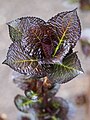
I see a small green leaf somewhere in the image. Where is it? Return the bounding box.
[14,95,30,113]
[14,94,41,113]
[52,116,61,120]
[25,90,38,99]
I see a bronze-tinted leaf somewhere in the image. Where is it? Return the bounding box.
[3,40,83,83]
[8,17,65,59]
[13,76,36,91]
[13,75,54,97]
[3,9,83,85]
[47,8,81,57]
[2,41,45,77]
[42,52,83,84]
[7,9,81,61]
[7,17,45,42]
[20,23,58,59]
[7,17,58,59]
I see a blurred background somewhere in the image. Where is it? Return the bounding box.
[0,0,90,120]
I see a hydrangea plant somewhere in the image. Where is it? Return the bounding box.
[3,8,83,120]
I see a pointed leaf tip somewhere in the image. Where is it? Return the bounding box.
[41,52,83,84]
[2,60,7,65]
[48,8,81,57]
[73,7,78,11]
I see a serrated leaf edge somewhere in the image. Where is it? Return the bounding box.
[52,9,77,57]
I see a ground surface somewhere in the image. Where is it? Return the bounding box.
[0,0,90,120]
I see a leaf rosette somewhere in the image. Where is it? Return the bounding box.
[3,9,83,85]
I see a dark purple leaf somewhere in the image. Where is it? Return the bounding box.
[7,9,81,61]
[7,17,58,59]
[38,97,68,120]
[47,8,81,59]
[3,9,83,84]
[2,41,45,77]
[3,44,83,84]
[41,52,83,84]
[20,23,58,59]
[7,17,45,41]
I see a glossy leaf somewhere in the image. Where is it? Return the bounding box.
[7,17,45,42]
[47,8,81,57]
[7,17,58,59]
[42,52,83,84]
[7,9,81,61]
[2,41,44,77]
[20,23,58,59]
[14,95,30,113]
[14,94,42,113]
[3,40,83,84]
[3,9,83,85]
